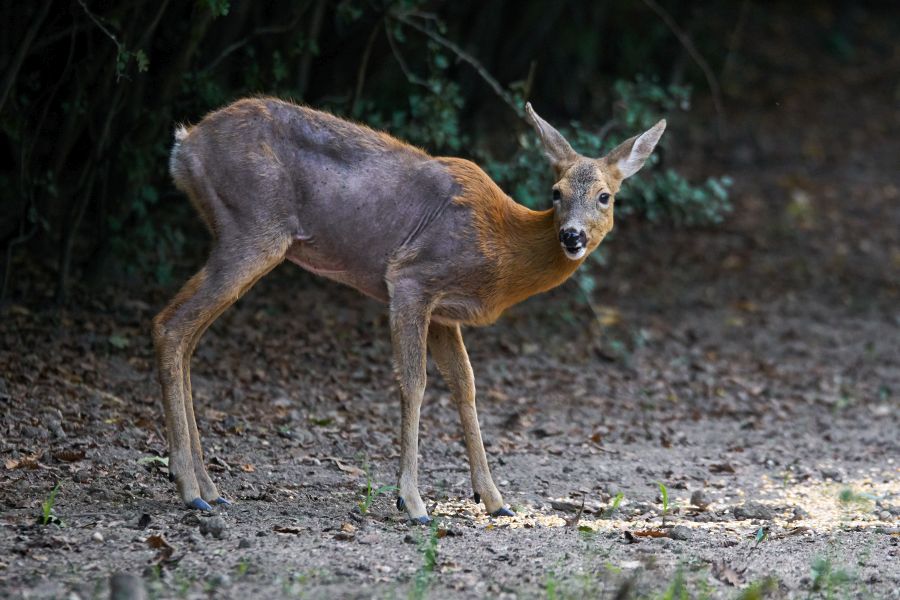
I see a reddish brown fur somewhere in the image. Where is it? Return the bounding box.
[439,157,582,322]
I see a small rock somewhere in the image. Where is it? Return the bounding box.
[668,525,692,541]
[199,516,226,539]
[403,534,416,544]
[733,503,774,521]
[209,573,232,589]
[690,490,709,510]
[238,538,252,549]
[109,572,146,600]
[92,531,104,543]
[790,506,810,521]
[879,511,892,521]
[820,468,843,482]
[73,470,91,483]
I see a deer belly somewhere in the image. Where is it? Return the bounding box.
[285,242,389,303]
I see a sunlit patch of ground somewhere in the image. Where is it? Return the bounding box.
[433,471,899,538]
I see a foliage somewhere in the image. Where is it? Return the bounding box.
[40,482,61,526]
[0,0,737,300]
[411,519,440,600]
[484,76,732,227]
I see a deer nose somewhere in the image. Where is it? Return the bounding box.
[559,228,586,250]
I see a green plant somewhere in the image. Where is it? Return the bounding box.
[358,468,397,515]
[411,519,440,600]
[602,492,625,519]
[40,482,61,526]
[735,577,778,600]
[810,557,854,598]
[657,481,670,523]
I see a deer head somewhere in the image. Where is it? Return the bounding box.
[525,103,666,260]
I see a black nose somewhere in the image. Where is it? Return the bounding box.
[559,228,586,249]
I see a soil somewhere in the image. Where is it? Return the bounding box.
[2,17,899,600]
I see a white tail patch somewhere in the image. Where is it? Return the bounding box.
[174,125,189,142]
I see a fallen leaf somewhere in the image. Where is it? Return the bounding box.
[5,450,43,470]
[709,463,736,474]
[240,463,255,473]
[146,534,174,564]
[273,526,303,535]
[53,449,85,463]
[340,522,356,533]
[630,529,668,538]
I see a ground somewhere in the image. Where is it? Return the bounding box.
[2,34,899,600]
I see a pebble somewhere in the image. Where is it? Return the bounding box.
[238,538,252,549]
[820,468,843,482]
[690,490,709,509]
[199,516,227,539]
[92,531,104,543]
[790,506,810,521]
[668,525,692,541]
[733,502,774,521]
[878,511,892,521]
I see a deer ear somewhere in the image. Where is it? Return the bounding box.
[606,119,667,179]
[525,102,577,172]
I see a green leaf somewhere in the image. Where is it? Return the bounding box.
[108,334,130,349]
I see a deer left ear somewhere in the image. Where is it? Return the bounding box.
[606,119,667,180]
[525,102,577,173]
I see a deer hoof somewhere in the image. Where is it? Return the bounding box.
[396,497,406,512]
[413,515,432,526]
[188,497,213,511]
[473,492,481,504]
[491,507,515,517]
[212,496,231,506]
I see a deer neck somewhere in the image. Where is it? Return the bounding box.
[491,203,583,309]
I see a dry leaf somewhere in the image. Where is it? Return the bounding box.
[273,526,303,535]
[630,529,668,538]
[5,450,43,470]
[146,534,174,563]
[53,449,85,463]
[240,463,255,473]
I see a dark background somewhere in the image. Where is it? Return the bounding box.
[3,0,896,306]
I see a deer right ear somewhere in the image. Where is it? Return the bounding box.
[525,103,577,173]
[606,119,667,180]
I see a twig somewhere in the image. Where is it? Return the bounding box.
[642,0,726,137]
[351,22,382,116]
[77,0,123,53]
[392,12,523,117]
[0,0,52,115]
[200,8,309,74]
[384,21,429,89]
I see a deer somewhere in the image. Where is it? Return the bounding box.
[153,96,665,523]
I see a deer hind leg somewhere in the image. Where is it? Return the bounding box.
[389,288,432,524]
[428,322,512,517]
[153,235,289,509]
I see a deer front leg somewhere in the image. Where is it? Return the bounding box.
[389,289,432,524]
[428,322,513,517]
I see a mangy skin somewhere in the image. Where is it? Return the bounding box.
[159,96,663,520]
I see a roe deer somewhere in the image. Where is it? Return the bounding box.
[154,97,665,523]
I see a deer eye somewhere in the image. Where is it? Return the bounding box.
[598,192,611,206]
[552,189,561,201]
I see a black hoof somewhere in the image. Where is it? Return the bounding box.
[188,497,213,511]
[491,507,515,517]
[413,515,432,525]
[473,492,481,504]
[396,497,406,512]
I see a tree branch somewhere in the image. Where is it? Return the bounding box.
[392,12,523,117]
[642,0,726,137]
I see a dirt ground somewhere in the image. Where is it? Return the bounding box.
[2,24,900,600]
